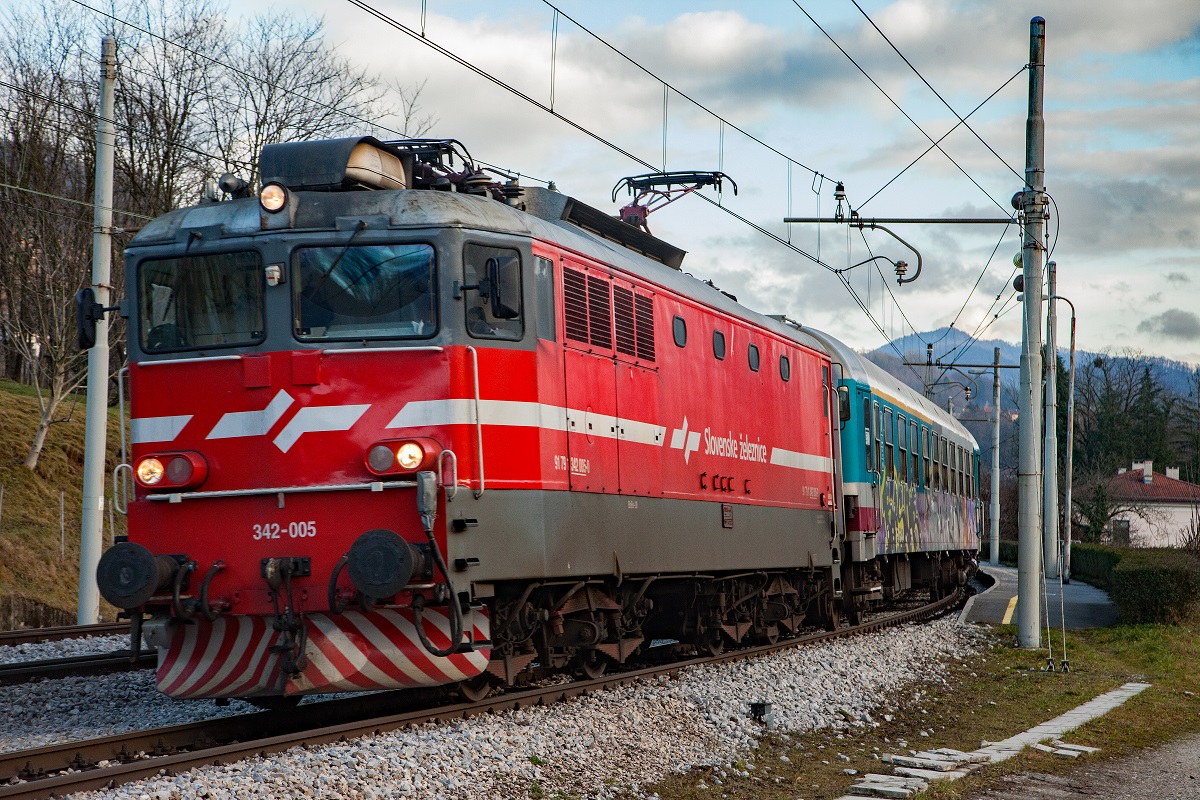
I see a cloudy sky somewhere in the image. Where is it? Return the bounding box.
[258,0,1199,364]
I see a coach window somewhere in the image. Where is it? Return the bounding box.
[534,256,555,342]
[883,408,894,480]
[910,420,920,486]
[897,414,908,484]
[959,446,967,495]
[781,355,791,382]
[293,243,435,342]
[713,330,726,360]
[864,397,874,473]
[463,244,522,341]
[673,315,687,347]
[874,402,884,475]
[941,438,950,491]
[748,343,760,371]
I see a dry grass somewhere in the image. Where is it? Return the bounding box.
[0,378,126,618]
[625,618,1200,800]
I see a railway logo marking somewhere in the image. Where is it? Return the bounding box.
[669,417,702,464]
[273,404,371,453]
[207,390,294,440]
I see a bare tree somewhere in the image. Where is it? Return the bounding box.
[206,11,389,186]
[390,77,438,137]
[0,0,96,470]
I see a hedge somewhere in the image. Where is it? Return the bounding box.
[1067,543,1125,590]
[1110,549,1200,624]
[987,543,1200,624]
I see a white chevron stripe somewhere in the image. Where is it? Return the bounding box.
[189,617,257,697]
[207,390,293,440]
[131,414,192,444]
[273,404,370,453]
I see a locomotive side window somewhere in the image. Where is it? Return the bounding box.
[463,244,523,341]
[673,315,687,347]
[535,256,555,342]
[713,330,726,360]
[293,243,436,341]
[781,355,791,381]
[748,343,760,371]
[139,250,264,352]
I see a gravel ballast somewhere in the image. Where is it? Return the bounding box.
[19,617,987,800]
[0,634,131,665]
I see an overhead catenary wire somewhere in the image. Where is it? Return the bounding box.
[537,0,833,184]
[65,0,547,186]
[0,181,153,221]
[857,66,1028,211]
[789,0,1011,217]
[850,0,1024,184]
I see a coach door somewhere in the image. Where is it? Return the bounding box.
[612,279,661,495]
[561,258,619,493]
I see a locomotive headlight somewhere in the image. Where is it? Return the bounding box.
[396,442,424,470]
[259,182,288,213]
[368,444,395,473]
[136,457,165,486]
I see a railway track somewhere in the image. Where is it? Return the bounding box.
[0,651,155,687]
[0,589,963,799]
[0,624,128,648]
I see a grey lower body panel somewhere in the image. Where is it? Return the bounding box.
[445,489,836,585]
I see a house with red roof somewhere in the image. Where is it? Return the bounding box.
[1099,460,1200,547]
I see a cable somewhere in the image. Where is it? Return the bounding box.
[538,1,833,183]
[67,0,545,186]
[858,67,1027,210]
[850,0,1023,183]
[0,181,153,220]
[789,1,1010,216]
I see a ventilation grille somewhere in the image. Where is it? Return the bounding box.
[587,275,612,349]
[613,286,636,356]
[634,294,655,361]
[563,268,589,343]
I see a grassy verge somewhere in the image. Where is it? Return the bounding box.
[0,379,126,618]
[627,618,1200,800]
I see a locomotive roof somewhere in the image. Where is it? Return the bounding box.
[128,184,829,357]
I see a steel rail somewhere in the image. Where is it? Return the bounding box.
[0,589,963,799]
[0,651,155,687]
[0,623,128,647]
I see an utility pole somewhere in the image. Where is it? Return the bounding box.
[1043,261,1059,578]
[1016,17,1047,649]
[925,343,934,399]
[79,36,116,624]
[991,347,1001,566]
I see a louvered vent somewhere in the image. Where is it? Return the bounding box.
[587,275,612,349]
[563,268,589,343]
[613,286,636,356]
[634,294,655,361]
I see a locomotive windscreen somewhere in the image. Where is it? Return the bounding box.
[293,243,436,340]
[138,251,264,352]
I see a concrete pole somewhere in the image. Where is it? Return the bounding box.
[990,346,1001,566]
[1016,17,1046,649]
[1043,261,1059,577]
[79,36,116,624]
[1062,308,1077,582]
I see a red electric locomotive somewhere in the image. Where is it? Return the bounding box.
[94,137,967,703]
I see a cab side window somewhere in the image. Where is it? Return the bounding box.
[464,244,523,340]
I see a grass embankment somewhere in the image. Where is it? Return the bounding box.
[0,378,126,618]
[632,620,1200,800]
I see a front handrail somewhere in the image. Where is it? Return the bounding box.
[146,480,416,503]
[466,346,484,498]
